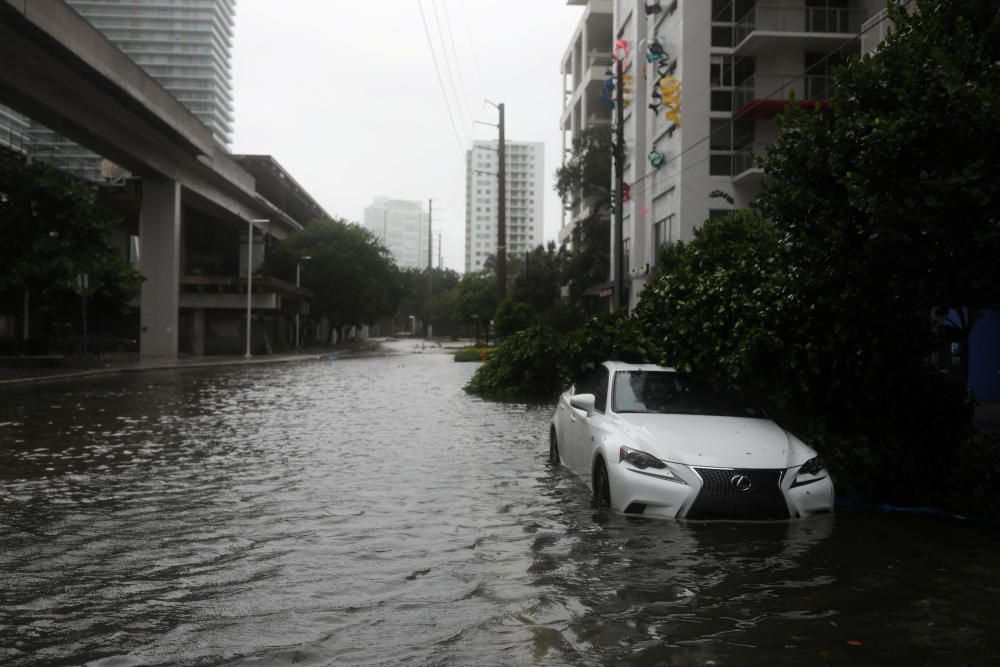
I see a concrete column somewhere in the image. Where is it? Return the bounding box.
[139,178,181,358]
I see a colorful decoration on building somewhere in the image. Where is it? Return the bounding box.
[658,76,682,127]
[646,38,666,63]
[648,149,665,169]
[612,39,630,63]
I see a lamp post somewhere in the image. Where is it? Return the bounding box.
[246,218,269,358]
[295,255,311,349]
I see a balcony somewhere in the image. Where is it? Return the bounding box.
[733,73,833,119]
[731,144,767,186]
[734,6,866,55]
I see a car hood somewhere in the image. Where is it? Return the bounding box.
[613,413,810,470]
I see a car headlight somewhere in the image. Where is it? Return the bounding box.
[619,446,688,484]
[799,456,826,475]
[619,445,666,469]
[791,456,828,488]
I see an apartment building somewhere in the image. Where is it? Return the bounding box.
[465,140,545,273]
[363,198,429,270]
[612,0,880,309]
[559,0,614,247]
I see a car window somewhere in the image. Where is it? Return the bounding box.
[573,366,609,414]
[612,370,765,418]
[592,366,609,413]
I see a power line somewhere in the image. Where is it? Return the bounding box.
[430,0,472,140]
[437,0,476,130]
[417,0,466,156]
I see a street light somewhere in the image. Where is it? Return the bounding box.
[295,255,311,349]
[246,218,269,358]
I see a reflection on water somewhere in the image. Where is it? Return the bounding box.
[1,340,998,666]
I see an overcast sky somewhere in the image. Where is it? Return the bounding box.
[231,0,585,273]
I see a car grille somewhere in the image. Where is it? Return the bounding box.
[686,468,790,520]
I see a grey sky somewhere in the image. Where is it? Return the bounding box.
[232,1,585,272]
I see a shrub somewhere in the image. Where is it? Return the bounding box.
[493,298,537,339]
[464,326,560,400]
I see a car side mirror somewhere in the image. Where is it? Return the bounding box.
[570,393,597,416]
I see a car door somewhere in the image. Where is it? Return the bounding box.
[564,366,610,479]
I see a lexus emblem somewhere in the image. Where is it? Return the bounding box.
[730,474,753,492]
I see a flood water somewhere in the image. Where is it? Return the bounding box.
[1,339,999,666]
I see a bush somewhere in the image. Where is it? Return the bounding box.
[948,433,1000,521]
[453,347,489,363]
[464,326,560,400]
[464,313,659,401]
[493,298,537,339]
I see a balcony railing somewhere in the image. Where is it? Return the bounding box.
[734,73,833,111]
[735,6,867,44]
[732,144,768,178]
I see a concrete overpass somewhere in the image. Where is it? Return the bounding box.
[0,0,322,357]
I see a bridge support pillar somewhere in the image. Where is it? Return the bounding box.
[139,178,181,358]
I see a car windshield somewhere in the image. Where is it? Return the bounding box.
[612,370,765,418]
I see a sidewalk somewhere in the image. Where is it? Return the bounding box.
[0,340,384,385]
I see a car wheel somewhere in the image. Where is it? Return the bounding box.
[593,459,611,508]
[549,428,560,465]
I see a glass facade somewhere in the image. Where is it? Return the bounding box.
[11,0,236,179]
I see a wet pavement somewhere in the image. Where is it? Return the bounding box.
[1,339,999,665]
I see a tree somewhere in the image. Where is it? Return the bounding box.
[759,0,1000,385]
[0,158,143,351]
[393,266,461,335]
[635,210,785,402]
[262,218,399,343]
[554,126,614,309]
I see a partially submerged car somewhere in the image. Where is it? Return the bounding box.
[549,362,834,520]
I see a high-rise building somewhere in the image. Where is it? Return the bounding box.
[363,198,429,270]
[611,0,878,309]
[0,107,31,156]
[22,0,236,179]
[559,0,613,247]
[465,140,544,273]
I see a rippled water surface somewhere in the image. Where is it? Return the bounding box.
[2,340,1000,666]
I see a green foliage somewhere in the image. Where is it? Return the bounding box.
[636,210,784,403]
[555,127,613,211]
[464,326,561,400]
[465,312,658,401]
[0,158,143,345]
[948,433,1000,520]
[263,218,398,339]
[493,297,537,338]
[554,127,613,312]
[511,242,565,315]
[559,312,659,385]
[453,347,489,363]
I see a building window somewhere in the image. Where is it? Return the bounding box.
[653,214,675,249]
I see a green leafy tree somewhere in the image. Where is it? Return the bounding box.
[493,297,537,338]
[263,218,399,343]
[0,158,142,350]
[393,266,461,335]
[555,127,613,308]
[635,210,784,402]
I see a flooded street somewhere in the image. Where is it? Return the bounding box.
[2,340,999,666]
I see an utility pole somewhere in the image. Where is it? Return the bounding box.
[613,57,626,312]
[438,233,442,269]
[427,199,433,338]
[497,102,507,301]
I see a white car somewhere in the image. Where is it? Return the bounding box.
[549,362,834,520]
